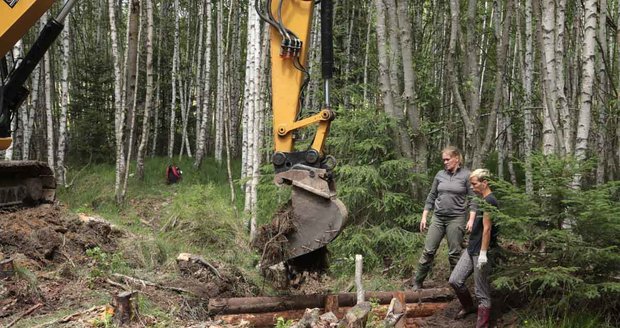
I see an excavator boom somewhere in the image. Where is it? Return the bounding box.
[257,0,348,267]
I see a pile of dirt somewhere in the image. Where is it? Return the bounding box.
[0,204,121,323]
[0,204,118,267]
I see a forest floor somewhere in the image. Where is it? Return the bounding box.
[0,202,522,328]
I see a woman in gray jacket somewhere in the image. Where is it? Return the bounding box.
[412,146,476,289]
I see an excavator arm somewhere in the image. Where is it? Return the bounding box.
[0,0,77,207]
[258,0,348,267]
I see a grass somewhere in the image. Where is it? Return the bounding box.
[520,312,616,328]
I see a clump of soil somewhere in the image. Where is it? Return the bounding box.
[0,204,120,322]
[251,201,297,267]
[0,204,117,267]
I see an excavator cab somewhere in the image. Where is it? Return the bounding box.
[255,0,348,268]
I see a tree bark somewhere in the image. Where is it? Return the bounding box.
[522,0,534,194]
[137,0,154,180]
[57,7,71,187]
[194,0,214,168]
[573,0,597,188]
[109,0,126,203]
[168,0,180,158]
[209,288,453,314]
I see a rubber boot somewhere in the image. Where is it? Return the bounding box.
[412,262,431,290]
[453,289,476,319]
[476,307,490,328]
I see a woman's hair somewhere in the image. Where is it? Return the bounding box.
[442,146,464,165]
[470,168,491,181]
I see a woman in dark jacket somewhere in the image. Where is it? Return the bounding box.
[412,146,476,289]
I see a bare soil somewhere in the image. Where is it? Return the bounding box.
[0,203,516,327]
[0,204,256,327]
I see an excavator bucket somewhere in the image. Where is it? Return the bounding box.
[0,161,56,207]
[256,166,348,267]
[286,186,348,260]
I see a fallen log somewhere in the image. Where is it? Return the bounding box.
[215,302,448,327]
[209,288,453,314]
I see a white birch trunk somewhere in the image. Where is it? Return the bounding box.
[574,0,597,187]
[595,0,608,184]
[4,41,24,160]
[522,0,534,194]
[43,12,55,174]
[214,0,224,163]
[137,0,154,180]
[109,0,126,203]
[242,1,262,240]
[151,1,165,157]
[194,1,206,153]
[539,0,564,154]
[122,1,143,200]
[194,0,213,168]
[555,0,571,154]
[168,0,180,158]
[57,5,71,187]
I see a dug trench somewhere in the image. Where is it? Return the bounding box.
[0,204,516,327]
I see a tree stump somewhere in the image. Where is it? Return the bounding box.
[0,259,14,278]
[340,302,371,328]
[291,308,320,328]
[384,297,405,328]
[111,291,138,325]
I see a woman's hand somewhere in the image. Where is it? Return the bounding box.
[466,218,475,232]
[420,217,427,232]
[477,250,488,269]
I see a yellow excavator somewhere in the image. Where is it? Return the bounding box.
[0,0,77,207]
[256,0,348,267]
[2,0,347,265]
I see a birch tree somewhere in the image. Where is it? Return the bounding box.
[522,0,534,194]
[57,3,71,187]
[574,0,597,188]
[595,0,608,184]
[109,0,126,203]
[43,12,55,174]
[168,0,180,158]
[194,0,214,168]
[214,0,225,163]
[136,0,154,180]
[4,40,24,160]
[241,1,262,241]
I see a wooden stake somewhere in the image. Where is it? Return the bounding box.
[355,254,363,303]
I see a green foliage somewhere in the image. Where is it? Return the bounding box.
[490,154,620,321]
[69,43,115,164]
[329,107,424,228]
[86,246,130,278]
[521,312,616,328]
[274,316,294,328]
[329,225,423,277]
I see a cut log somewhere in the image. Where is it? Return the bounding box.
[209,288,453,314]
[215,302,448,327]
[325,294,339,314]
